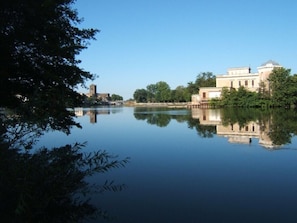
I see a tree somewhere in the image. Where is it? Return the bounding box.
[186,72,216,95]
[133,89,148,103]
[287,74,297,107]
[268,68,292,107]
[146,84,157,102]
[171,85,190,102]
[187,81,199,95]
[0,0,98,111]
[155,81,171,102]
[195,72,216,88]
[111,94,123,101]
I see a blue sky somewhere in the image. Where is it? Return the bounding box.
[74,0,297,100]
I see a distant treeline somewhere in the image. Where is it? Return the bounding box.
[134,68,297,108]
[133,72,216,103]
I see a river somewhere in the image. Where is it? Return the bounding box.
[33,106,297,222]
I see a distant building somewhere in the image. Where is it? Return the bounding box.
[191,60,282,107]
[90,84,97,96]
[85,84,111,102]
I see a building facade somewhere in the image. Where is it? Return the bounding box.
[191,60,282,107]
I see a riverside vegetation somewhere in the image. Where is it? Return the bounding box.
[133,68,297,109]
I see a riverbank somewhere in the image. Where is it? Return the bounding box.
[124,101,188,108]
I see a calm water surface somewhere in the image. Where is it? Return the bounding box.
[36,107,297,223]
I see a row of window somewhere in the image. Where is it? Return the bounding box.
[231,124,256,132]
[231,80,255,88]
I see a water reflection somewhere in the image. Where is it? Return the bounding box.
[133,107,297,149]
[73,107,123,123]
[13,106,297,223]
[134,107,190,128]
[0,108,129,222]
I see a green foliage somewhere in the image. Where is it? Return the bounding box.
[185,72,216,96]
[195,72,216,88]
[288,74,297,107]
[269,67,293,107]
[187,81,199,95]
[212,86,270,108]
[146,84,157,102]
[155,81,171,102]
[132,71,215,103]
[133,88,148,103]
[171,85,191,102]
[133,82,191,103]
[132,67,297,109]
[111,94,123,101]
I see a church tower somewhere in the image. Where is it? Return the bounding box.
[89,84,97,97]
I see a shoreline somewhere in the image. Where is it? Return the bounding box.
[124,102,189,108]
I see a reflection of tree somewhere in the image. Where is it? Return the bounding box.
[133,113,148,121]
[133,107,297,145]
[134,108,170,127]
[220,108,260,128]
[146,114,171,127]
[220,108,297,146]
[133,108,189,128]
[268,109,297,145]
[133,108,216,137]
[134,112,171,127]
[0,113,129,222]
[187,117,216,138]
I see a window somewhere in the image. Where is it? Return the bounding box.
[231,81,233,88]
[239,81,241,86]
[245,80,248,86]
[252,80,254,87]
[203,92,206,98]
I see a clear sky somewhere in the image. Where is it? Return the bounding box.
[74,0,297,100]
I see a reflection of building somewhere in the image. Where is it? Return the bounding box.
[190,60,282,107]
[192,109,279,149]
[217,122,259,144]
[89,110,97,123]
[74,108,110,123]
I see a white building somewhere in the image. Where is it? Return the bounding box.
[191,60,282,107]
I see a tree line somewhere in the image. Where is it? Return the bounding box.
[133,68,297,108]
[133,72,216,103]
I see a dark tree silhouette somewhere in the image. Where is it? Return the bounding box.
[0,0,98,111]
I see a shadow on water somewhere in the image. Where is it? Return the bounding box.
[0,107,129,222]
[133,107,297,148]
